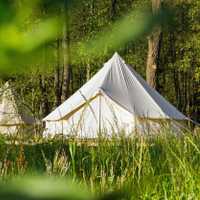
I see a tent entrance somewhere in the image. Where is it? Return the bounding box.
[44,91,135,138]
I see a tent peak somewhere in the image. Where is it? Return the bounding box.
[113,52,119,57]
[112,52,121,59]
[112,52,125,63]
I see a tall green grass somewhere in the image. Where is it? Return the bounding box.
[0,128,200,199]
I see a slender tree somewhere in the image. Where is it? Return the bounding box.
[39,74,50,117]
[146,0,162,88]
[61,0,71,101]
[54,39,62,107]
[39,6,50,117]
[110,0,117,20]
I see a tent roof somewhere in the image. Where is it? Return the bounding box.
[44,53,187,121]
[0,82,35,125]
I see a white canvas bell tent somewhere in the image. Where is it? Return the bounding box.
[0,82,35,134]
[43,53,188,138]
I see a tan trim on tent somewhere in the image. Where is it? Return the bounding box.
[0,123,31,126]
[0,124,23,126]
[59,92,101,121]
[137,117,187,122]
[47,90,188,123]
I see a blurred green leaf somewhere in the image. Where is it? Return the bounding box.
[71,7,172,62]
[0,176,91,200]
[0,0,15,25]
[0,1,172,76]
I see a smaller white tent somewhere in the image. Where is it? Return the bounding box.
[43,53,188,138]
[0,82,35,134]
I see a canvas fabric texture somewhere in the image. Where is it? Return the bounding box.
[0,82,35,134]
[43,53,187,137]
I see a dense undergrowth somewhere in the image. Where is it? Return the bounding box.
[0,128,200,199]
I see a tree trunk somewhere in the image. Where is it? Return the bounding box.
[169,31,182,109]
[192,80,200,123]
[39,75,49,117]
[54,39,62,107]
[38,5,50,117]
[86,62,91,81]
[110,0,117,20]
[61,0,71,102]
[146,0,162,89]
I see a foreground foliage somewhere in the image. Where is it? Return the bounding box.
[0,129,199,199]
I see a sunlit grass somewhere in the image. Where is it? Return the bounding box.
[0,128,199,199]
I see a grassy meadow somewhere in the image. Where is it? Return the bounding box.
[0,128,199,199]
[0,1,199,199]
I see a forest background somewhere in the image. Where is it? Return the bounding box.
[0,0,199,124]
